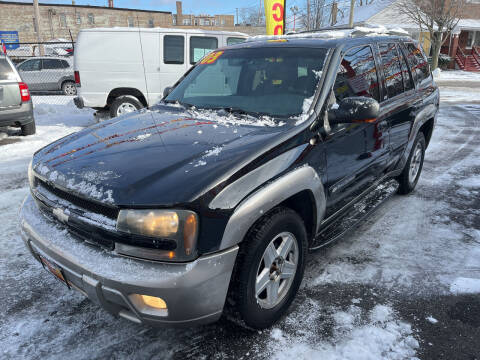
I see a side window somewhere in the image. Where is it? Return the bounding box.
[398,44,414,91]
[379,43,404,99]
[0,58,16,81]
[164,35,185,64]
[61,60,70,68]
[333,45,380,102]
[190,36,218,64]
[18,59,41,71]
[42,59,63,70]
[227,37,245,46]
[404,42,430,84]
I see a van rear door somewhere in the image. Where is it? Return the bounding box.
[0,57,21,109]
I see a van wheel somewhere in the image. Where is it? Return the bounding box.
[62,81,77,96]
[397,132,425,194]
[21,121,36,136]
[110,96,143,117]
[228,207,307,329]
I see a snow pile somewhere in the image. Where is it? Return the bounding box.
[267,301,419,359]
[450,277,480,294]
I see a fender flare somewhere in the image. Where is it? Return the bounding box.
[218,166,326,250]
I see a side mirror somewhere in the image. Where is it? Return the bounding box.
[328,97,379,125]
[163,86,173,98]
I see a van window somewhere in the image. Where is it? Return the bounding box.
[164,35,185,64]
[379,43,404,99]
[0,58,16,81]
[190,36,218,64]
[333,45,380,101]
[404,42,430,84]
[227,37,246,46]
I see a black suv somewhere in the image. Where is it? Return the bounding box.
[20,30,438,329]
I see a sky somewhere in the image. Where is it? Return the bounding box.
[3,0,265,15]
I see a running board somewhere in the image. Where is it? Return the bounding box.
[309,179,399,250]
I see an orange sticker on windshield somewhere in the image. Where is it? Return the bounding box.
[199,51,224,65]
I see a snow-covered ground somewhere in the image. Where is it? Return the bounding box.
[0,95,479,359]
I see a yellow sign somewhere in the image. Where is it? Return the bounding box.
[264,0,286,36]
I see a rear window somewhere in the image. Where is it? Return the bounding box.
[190,36,218,64]
[404,43,430,84]
[164,35,185,64]
[0,58,16,81]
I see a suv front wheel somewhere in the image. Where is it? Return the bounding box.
[228,207,307,329]
[397,132,426,194]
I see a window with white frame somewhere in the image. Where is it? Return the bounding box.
[128,16,134,27]
[60,14,67,28]
[88,13,94,24]
[76,13,81,25]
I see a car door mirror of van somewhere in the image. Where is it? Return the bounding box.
[328,97,379,125]
[163,86,174,98]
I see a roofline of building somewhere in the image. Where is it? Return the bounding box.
[0,0,172,14]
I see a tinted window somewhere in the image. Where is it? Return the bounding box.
[398,45,414,91]
[164,35,184,64]
[0,58,16,81]
[61,60,70,68]
[227,37,245,46]
[18,59,41,71]
[333,45,379,101]
[190,36,218,64]
[379,43,404,99]
[42,59,63,69]
[166,47,328,118]
[404,43,430,83]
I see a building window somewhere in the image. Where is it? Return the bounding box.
[88,13,94,25]
[60,14,67,28]
[76,13,82,25]
[221,19,225,25]
[148,18,154,28]
[32,18,37,32]
[172,15,177,25]
[205,19,210,26]
[199,19,204,26]
[128,17,134,27]
[183,18,191,25]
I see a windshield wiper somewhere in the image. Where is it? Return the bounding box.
[162,99,194,108]
[203,106,271,117]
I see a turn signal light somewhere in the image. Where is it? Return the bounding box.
[140,295,167,310]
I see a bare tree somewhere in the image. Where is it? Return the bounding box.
[239,6,265,27]
[301,0,328,30]
[395,0,466,70]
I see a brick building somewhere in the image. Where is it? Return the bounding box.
[173,1,234,28]
[0,1,172,42]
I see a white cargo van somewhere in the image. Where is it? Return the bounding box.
[73,27,247,116]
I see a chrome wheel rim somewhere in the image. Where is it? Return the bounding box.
[409,142,423,183]
[64,83,76,95]
[116,102,137,116]
[255,231,298,309]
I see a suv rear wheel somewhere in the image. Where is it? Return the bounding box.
[61,81,77,96]
[397,132,425,194]
[21,121,36,136]
[228,207,307,329]
[110,96,143,117]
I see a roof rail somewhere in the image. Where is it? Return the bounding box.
[290,25,354,35]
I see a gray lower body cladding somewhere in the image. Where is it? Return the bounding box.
[0,101,34,127]
[20,195,238,327]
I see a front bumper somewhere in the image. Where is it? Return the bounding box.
[20,195,238,327]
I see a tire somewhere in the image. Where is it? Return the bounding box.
[61,81,77,96]
[109,96,143,118]
[397,132,426,194]
[21,121,36,136]
[228,207,308,329]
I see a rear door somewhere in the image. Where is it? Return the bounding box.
[41,58,65,91]
[160,33,188,91]
[188,35,219,65]
[0,57,21,109]
[17,59,42,91]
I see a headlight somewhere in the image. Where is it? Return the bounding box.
[116,209,198,261]
[28,160,35,189]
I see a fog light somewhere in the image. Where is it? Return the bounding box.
[140,295,167,310]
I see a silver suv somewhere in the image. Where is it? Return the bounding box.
[17,57,76,96]
[0,54,35,135]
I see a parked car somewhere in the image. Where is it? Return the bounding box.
[20,30,438,329]
[17,56,76,95]
[0,53,35,135]
[73,27,247,117]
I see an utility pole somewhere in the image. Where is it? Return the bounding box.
[331,2,338,26]
[33,0,44,55]
[236,8,239,25]
[348,0,355,27]
[307,0,311,31]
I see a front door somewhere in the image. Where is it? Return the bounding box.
[17,58,42,91]
[324,44,389,214]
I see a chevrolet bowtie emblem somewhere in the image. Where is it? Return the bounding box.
[52,207,69,223]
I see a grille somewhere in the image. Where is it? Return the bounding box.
[36,177,119,219]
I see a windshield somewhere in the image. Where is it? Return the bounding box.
[165,47,328,118]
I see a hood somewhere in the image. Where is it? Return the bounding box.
[33,107,289,206]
